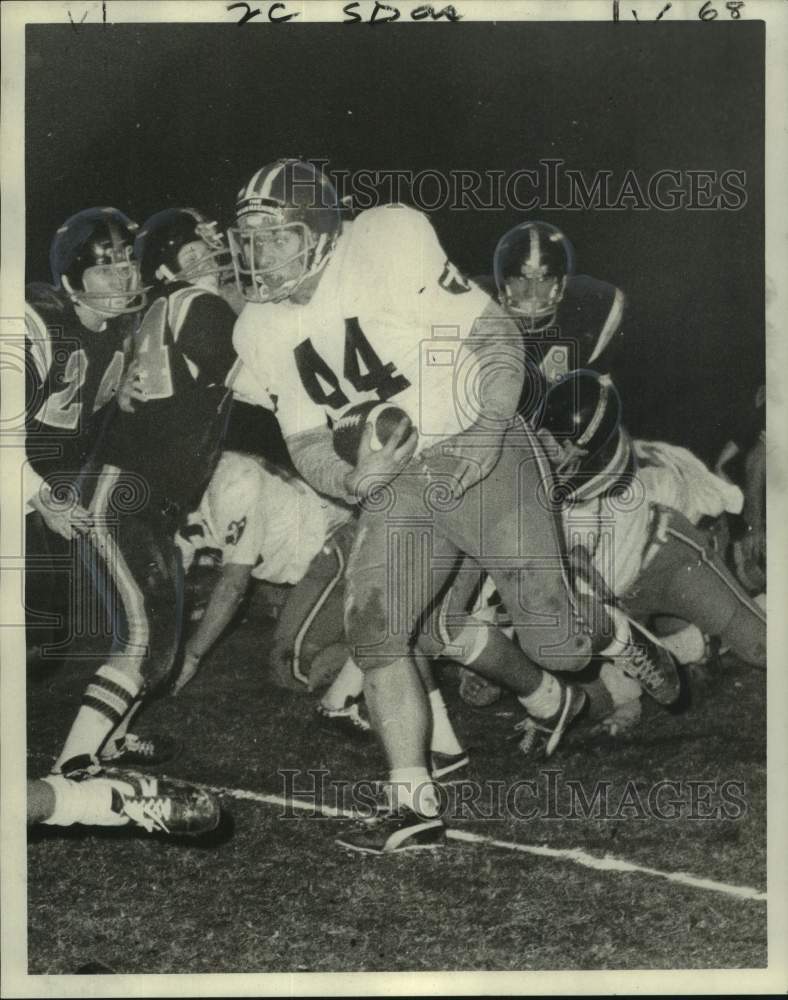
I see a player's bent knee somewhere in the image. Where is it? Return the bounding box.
[344,595,406,672]
[723,606,767,669]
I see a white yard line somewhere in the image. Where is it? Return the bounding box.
[196,780,768,904]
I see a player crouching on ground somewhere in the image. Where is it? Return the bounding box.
[526,371,765,738]
[228,159,680,854]
[171,449,352,694]
[417,372,765,751]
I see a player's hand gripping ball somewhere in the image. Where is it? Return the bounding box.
[332,401,412,465]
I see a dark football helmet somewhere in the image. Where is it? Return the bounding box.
[50,207,145,316]
[134,208,233,288]
[228,159,343,303]
[538,369,636,503]
[494,221,575,329]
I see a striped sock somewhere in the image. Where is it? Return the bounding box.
[53,665,140,773]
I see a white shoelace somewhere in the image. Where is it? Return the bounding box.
[122,796,172,834]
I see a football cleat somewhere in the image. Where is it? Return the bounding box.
[335,807,445,855]
[99,732,179,767]
[458,667,501,708]
[315,697,373,740]
[514,684,587,759]
[617,622,680,706]
[430,750,470,781]
[56,753,103,780]
[101,768,222,836]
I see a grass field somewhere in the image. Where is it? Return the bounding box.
[26,583,767,974]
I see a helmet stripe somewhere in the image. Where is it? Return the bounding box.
[259,160,287,200]
[577,376,610,448]
[527,225,541,270]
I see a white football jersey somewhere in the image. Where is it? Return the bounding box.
[186,452,351,585]
[233,205,499,450]
[562,440,744,597]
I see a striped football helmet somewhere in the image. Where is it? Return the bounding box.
[228,159,342,303]
[494,221,575,329]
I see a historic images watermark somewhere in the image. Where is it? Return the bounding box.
[313,160,748,213]
[278,768,749,822]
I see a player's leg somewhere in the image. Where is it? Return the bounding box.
[624,507,766,668]
[337,488,456,852]
[439,420,595,672]
[417,563,586,759]
[440,423,679,703]
[25,510,73,663]
[410,648,468,776]
[28,773,220,835]
[270,532,349,690]
[53,505,181,772]
[99,510,184,761]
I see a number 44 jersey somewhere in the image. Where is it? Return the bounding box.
[25,282,135,484]
[233,205,497,451]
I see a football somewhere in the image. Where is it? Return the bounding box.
[332,401,412,465]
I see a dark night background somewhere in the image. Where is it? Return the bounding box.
[25,21,764,464]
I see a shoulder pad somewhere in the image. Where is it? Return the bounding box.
[563,274,617,315]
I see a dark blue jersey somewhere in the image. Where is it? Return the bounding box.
[99,283,239,513]
[25,282,133,483]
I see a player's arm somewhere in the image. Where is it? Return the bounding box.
[287,426,356,500]
[24,303,92,538]
[173,560,253,694]
[288,420,418,503]
[422,298,526,497]
[174,292,239,386]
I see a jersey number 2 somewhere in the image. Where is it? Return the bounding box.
[294,319,411,410]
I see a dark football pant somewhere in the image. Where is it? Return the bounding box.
[620,506,766,668]
[344,421,591,672]
[25,510,77,661]
[79,482,184,709]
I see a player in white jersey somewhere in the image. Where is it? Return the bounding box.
[229,160,678,853]
[171,450,352,693]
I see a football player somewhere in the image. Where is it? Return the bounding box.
[25,208,145,659]
[489,220,626,396]
[50,208,266,776]
[539,371,765,669]
[424,370,765,749]
[229,160,678,853]
[171,449,352,694]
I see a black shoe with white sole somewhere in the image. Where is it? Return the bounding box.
[335,807,445,855]
[618,621,680,706]
[430,750,469,781]
[514,684,587,759]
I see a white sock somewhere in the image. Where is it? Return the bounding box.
[41,774,128,828]
[321,658,364,710]
[519,672,561,720]
[599,661,642,707]
[54,665,140,772]
[428,689,464,755]
[658,624,707,666]
[388,767,440,817]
